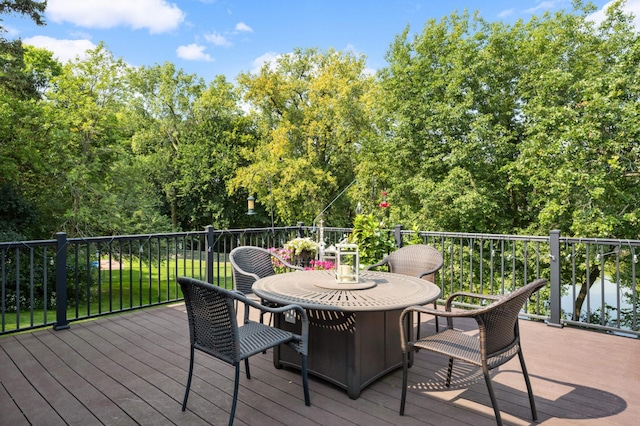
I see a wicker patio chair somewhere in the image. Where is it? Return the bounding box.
[398,278,548,426]
[366,244,444,335]
[229,246,304,324]
[178,276,310,426]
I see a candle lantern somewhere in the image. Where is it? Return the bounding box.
[335,243,359,283]
[322,244,337,265]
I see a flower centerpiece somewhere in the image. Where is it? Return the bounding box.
[305,259,335,270]
[268,247,294,273]
[284,237,319,267]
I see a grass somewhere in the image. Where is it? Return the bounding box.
[2,258,234,333]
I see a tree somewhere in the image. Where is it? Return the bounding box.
[43,43,172,237]
[0,47,60,239]
[173,75,255,230]
[0,0,47,99]
[373,0,639,319]
[232,48,376,227]
[127,62,207,230]
[368,10,527,233]
[0,0,46,25]
[513,1,640,317]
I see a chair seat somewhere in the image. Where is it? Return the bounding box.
[414,329,520,369]
[239,321,297,358]
[399,278,547,425]
[178,276,310,425]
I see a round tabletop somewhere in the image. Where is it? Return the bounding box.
[252,269,440,312]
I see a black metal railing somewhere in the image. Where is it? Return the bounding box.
[1,224,638,337]
[0,225,301,334]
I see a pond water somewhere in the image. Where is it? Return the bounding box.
[561,277,636,335]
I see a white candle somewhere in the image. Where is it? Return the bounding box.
[339,265,354,282]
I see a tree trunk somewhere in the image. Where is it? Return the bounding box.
[573,265,601,320]
[169,186,178,229]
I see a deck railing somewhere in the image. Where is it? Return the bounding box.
[1,225,638,337]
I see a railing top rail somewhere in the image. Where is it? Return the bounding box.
[66,230,207,244]
[414,230,549,243]
[0,239,57,249]
[560,236,640,247]
[213,225,302,234]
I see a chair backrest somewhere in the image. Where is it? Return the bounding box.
[229,246,277,295]
[386,245,444,281]
[178,276,240,364]
[477,278,547,357]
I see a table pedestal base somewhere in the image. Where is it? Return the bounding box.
[274,308,411,399]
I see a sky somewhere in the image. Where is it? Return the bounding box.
[3,0,639,83]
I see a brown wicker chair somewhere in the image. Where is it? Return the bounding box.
[178,276,310,426]
[366,244,444,335]
[399,278,547,425]
[229,246,303,324]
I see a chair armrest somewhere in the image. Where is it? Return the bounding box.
[282,262,305,271]
[399,304,479,350]
[402,304,479,319]
[364,258,389,270]
[232,268,261,283]
[270,252,305,271]
[444,291,502,310]
[417,264,444,278]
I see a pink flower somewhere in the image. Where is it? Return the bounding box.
[305,259,335,270]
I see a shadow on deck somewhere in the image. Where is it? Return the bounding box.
[1,303,638,425]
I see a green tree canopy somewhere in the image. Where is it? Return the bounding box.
[0,0,47,99]
[365,0,640,241]
[232,48,376,227]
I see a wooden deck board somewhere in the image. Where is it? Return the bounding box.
[1,303,638,426]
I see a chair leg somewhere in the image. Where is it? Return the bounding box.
[182,346,195,411]
[416,312,421,341]
[229,363,241,426]
[482,366,503,426]
[445,357,454,387]
[399,352,410,415]
[518,349,538,421]
[434,301,439,332]
[244,358,251,379]
[301,354,311,406]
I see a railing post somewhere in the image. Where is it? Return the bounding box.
[548,229,563,328]
[297,222,305,238]
[394,224,404,248]
[53,232,70,331]
[206,226,215,284]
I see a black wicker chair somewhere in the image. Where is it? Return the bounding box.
[230,246,304,325]
[366,244,444,335]
[399,278,547,425]
[178,276,310,426]
[229,246,303,294]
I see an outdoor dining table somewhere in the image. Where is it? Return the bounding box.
[252,269,440,399]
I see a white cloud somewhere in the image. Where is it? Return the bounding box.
[363,67,377,77]
[523,1,563,14]
[23,35,97,63]
[235,22,253,32]
[4,25,19,37]
[589,0,640,30]
[251,51,280,73]
[204,31,232,47]
[176,44,213,62]
[46,0,185,34]
[497,8,516,19]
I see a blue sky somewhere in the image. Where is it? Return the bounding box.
[3,0,638,83]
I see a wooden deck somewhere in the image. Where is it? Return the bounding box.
[1,303,638,426]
